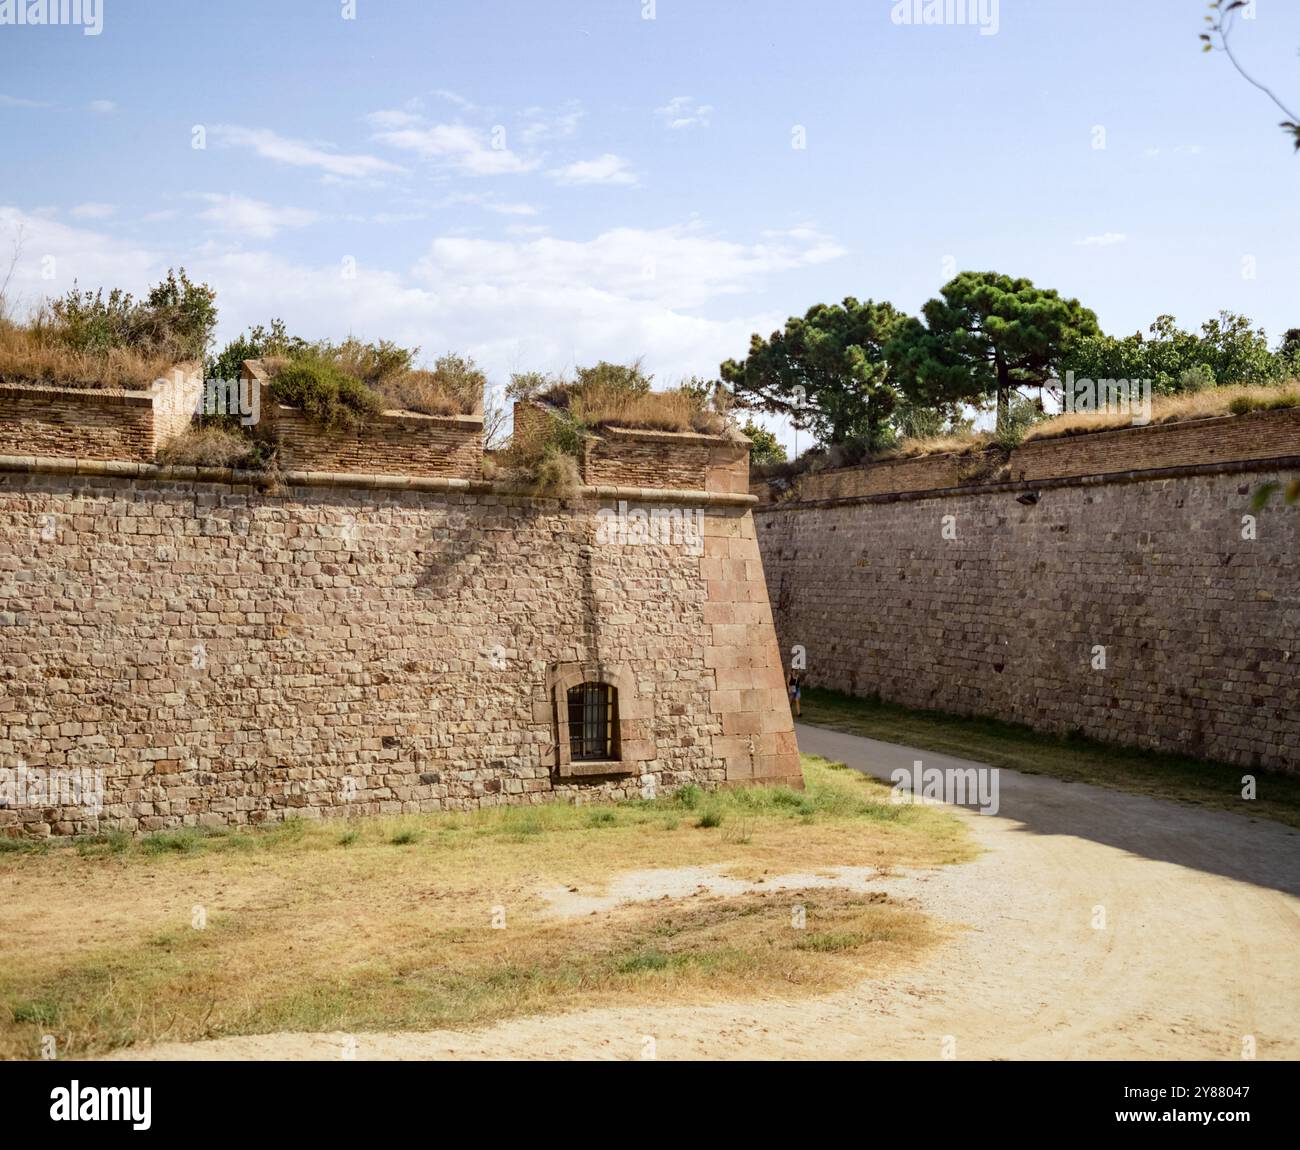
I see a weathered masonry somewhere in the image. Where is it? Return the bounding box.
[755,410,1300,774]
[0,378,799,838]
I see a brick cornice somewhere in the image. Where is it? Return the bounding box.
[0,453,759,507]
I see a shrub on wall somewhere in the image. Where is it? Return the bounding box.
[212,321,485,420]
[379,353,485,417]
[0,268,217,389]
[267,358,385,430]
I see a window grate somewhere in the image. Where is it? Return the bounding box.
[567,682,616,761]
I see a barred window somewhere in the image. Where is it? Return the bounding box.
[566,682,618,762]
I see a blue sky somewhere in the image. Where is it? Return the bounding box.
[1,0,1297,447]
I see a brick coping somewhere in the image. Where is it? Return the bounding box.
[756,407,1300,493]
[0,453,758,507]
[0,366,200,404]
[753,453,1300,512]
[1015,406,1294,447]
[268,402,485,430]
[596,424,746,446]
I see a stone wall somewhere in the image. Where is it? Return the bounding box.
[262,404,484,479]
[756,454,1300,774]
[511,402,751,495]
[753,408,1300,506]
[0,368,203,464]
[0,460,798,837]
[1010,408,1300,482]
[768,453,964,503]
[582,426,750,494]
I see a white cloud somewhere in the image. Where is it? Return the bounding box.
[548,153,638,187]
[88,99,116,114]
[70,202,116,220]
[518,102,583,146]
[367,108,425,130]
[655,96,712,130]
[371,210,428,225]
[1074,232,1128,247]
[196,194,321,239]
[483,201,538,216]
[196,222,843,390]
[431,89,478,113]
[411,222,844,311]
[0,206,158,308]
[0,93,52,109]
[211,124,402,179]
[370,116,538,175]
[0,203,844,405]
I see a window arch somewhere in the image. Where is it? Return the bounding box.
[546,663,649,777]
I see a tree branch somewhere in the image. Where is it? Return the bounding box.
[1210,6,1300,129]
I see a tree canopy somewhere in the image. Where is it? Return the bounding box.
[720,297,905,449]
[887,271,1100,430]
[739,419,787,466]
[1065,312,1282,393]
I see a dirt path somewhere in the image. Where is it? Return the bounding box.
[111,724,1300,1061]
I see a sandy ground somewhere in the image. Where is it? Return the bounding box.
[110,724,1300,1061]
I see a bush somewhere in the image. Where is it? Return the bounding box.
[994,394,1046,450]
[0,268,217,388]
[494,399,587,496]
[50,268,216,362]
[156,426,259,468]
[215,327,482,419]
[327,336,414,385]
[674,784,703,809]
[377,353,485,416]
[268,358,384,430]
[536,359,728,435]
[1178,364,1216,393]
[208,318,306,384]
[0,321,175,389]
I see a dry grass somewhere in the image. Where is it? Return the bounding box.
[155,426,258,468]
[376,369,482,417]
[259,350,483,419]
[1024,381,1300,442]
[543,381,727,435]
[880,431,990,459]
[0,320,175,390]
[0,756,971,1059]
